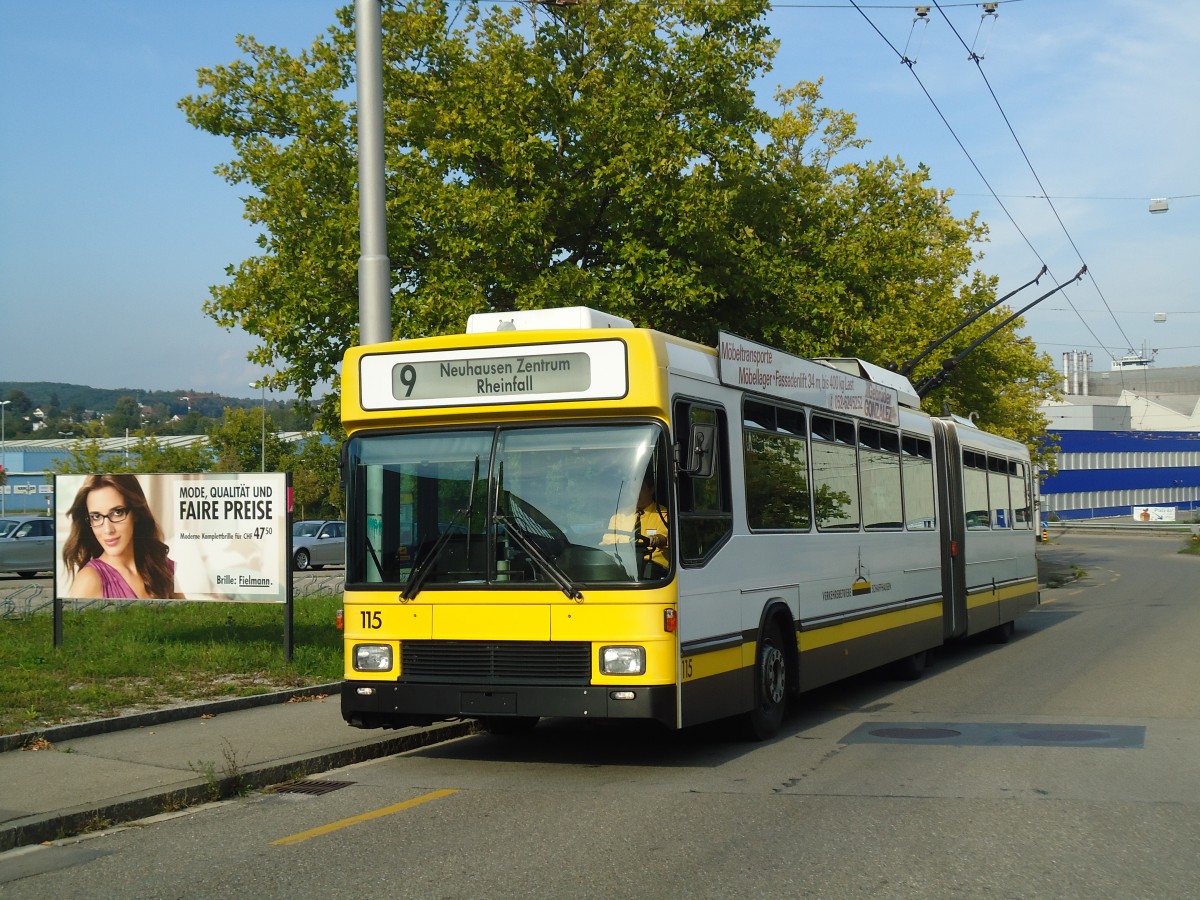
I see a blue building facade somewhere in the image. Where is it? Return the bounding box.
[1039,430,1200,520]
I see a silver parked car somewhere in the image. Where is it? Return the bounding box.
[0,515,56,577]
[292,520,345,571]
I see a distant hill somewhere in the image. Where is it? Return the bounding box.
[0,382,260,418]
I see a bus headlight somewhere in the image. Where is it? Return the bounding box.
[353,644,393,672]
[600,646,646,675]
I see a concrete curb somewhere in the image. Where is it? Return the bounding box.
[0,683,343,754]
[0,718,477,852]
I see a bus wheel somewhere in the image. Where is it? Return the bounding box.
[480,716,539,735]
[892,649,927,681]
[989,621,1015,644]
[741,621,788,741]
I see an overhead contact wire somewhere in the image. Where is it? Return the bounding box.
[847,0,1112,362]
[930,0,1135,359]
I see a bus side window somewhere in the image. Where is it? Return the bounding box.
[962,449,990,530]
[674,400,732,564]
[743,399,810,531]
[812,414,860,531]
[1011,461,1032,528]
[901,434,936,530]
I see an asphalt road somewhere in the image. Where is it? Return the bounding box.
[3,532,1198,898]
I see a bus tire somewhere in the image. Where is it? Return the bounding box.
[892,649,927,681]
[480,716,539,735]
[989,620,1015,644]
[741,620,788,741]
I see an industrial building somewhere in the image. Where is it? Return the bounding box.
[1038,352,1200,521]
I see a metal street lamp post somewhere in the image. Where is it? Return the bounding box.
[0,400,9,515]
[250,382,266,472]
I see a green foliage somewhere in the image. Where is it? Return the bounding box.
[133,437,215,474]
[208,406,293,473]
[105,396,143,436]
[49,439,121,475]
[181,0,1057,451]
[2,389,35,438]
[287,436,343,519]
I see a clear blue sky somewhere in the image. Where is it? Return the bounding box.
[1,1,1196,401]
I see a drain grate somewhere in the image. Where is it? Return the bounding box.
[269,779,355,796]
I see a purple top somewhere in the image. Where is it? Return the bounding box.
[83,558,174,599]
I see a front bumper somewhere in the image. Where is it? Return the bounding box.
[342,679,677,729]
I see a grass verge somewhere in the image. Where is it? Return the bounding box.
[0,596,342,736]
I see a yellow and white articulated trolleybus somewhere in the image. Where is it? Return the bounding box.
[339,307,1038,738]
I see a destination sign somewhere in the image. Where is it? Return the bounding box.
[358,339,628,410]
[717,332,899,426]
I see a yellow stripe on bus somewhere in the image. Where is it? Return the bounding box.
[799,601,942,652]
[965,577,1038,610]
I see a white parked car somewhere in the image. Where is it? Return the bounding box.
[292,520,345,571]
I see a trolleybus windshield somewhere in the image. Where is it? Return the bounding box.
[344,422,671,589]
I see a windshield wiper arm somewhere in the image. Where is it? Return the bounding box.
[401,508,465,600]
[494,514,583,601]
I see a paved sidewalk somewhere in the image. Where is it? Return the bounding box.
[0,688,474,852]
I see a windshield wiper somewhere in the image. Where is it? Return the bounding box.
[401,508,465,600]
[402,457,480,600]
[494,514,583,601]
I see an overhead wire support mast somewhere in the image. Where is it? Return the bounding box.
[916,265,1087,398]
[895,264,1047,377]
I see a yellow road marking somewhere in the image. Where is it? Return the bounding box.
[272,788,459,846]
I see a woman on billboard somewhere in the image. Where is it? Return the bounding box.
[62,474,179,599]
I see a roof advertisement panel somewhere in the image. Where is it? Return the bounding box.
[718,332,899,426]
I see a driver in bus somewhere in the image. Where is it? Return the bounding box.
[603,471,669,578]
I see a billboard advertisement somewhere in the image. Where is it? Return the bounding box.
[1134,506,1176,522]
[54,473,289,602]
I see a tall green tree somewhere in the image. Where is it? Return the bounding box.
[181,0,1058,449]
[3,390,34,438]
[208,407,293,474]
[286,436,342,520]
[105,396,143,437]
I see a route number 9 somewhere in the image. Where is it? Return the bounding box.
[397,364,417,398]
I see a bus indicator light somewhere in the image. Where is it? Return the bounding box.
[664,608,677,633]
